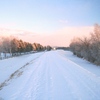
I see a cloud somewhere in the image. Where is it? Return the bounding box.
[0,28,37,37]
[0,23,16,28]
[17,26,93,47]
[50,26,93,46]
[0,26,94,47]
[59,20,68,24]
[14,31,37,37]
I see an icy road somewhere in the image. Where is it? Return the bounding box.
[0,50,100,100]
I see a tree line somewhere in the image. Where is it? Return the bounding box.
[0,37,52,58]
[70,24,100,65]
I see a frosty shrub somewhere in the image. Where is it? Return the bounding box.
[70,24,100,65]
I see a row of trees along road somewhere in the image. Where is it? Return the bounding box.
[70,24,100,65]
[0,37,52,58]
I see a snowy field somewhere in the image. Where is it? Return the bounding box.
[0,50,100,100]
[0,51,37,60]
[0,53,11,59]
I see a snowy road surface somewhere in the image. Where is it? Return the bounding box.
[0,50,100,100]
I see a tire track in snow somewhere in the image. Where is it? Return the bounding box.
[54,52,100,100]
[31,53,52,100]
[0,52,44,91]
[47,52,78,100]
[15,53,48,100]
[1,51,100,100]
[58,50,99,78]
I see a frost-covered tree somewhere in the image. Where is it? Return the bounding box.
[70,24,100,65]
[90,24,100,65]
[11,38,19,55]
[1,37,12,57]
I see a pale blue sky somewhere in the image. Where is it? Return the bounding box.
[0,0,100,34]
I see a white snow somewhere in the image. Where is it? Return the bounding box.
[0,53,11,59]
[0,52,43,83]
[0,50,100,100]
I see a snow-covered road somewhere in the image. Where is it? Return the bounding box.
[0,50,100,100]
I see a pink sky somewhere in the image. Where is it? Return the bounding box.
[0,26,93,47]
